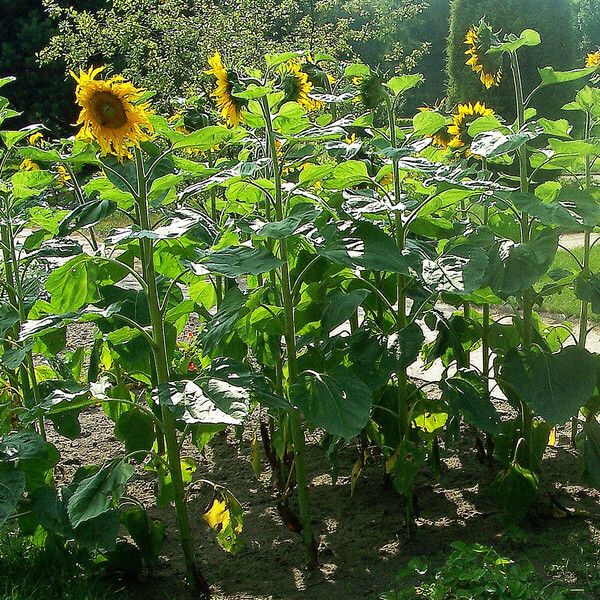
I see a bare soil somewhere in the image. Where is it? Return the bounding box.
[41,314,600,600]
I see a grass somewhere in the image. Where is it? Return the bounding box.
[539,243,600,321]
[0,531,128,600]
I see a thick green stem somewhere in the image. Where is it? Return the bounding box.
[134,150,210,598]
[511,51,534,467]
[573,112,593,446]
[1,217,45,438]
[261,98,317,566]
[388,100,414,536]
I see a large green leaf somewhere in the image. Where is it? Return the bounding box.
[291,366,373,440]
[191,246,282,277]
[67,460,134,528]
[0,468,26,527]
[322,289,369,333]
[441,370,501,434]
[470,123,542,158]
[156,380,247,425]
[499,346,597,424]
[314,221,420,274]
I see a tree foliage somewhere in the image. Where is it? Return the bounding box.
[40,0,428,114]
[446,0,578,119]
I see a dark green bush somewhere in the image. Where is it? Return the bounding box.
[446,0,578,119]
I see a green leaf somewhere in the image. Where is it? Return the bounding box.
[442,370,501,434]
[470,123,542,158]
[256,203,319,239]
[322,289,369,333]
[291,366,373,440]
[46,255,101,313]
[172,125,242,150]
[582,419,600,490]
[67,460,134,528]
[538,66,597,87]
[0,468,26,527]
[488,29,541,53]
[58,199,116,236]
[0,124,41,150]
[265,51,304,67]
[492,462,539,525]
[412,110,447,136]
[510,192,579,228]
[385,74,422,96]
[156,380,247,425]
[315,221,420,275]
[191,246,282,277]
[499,346,597,424]
[115,409,156,456]
[121,505,165,567]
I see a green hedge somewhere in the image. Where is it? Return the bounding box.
[446,0,578,119]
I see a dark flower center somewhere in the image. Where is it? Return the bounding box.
[90,91,128,128]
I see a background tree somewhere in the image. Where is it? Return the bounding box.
[446,0,578,119]
[572,0,600,51]
[40,0,427,117]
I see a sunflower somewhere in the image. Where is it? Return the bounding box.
[280,61,322,111]
[19,159,40,171]
[585,49,600,68]
[55,165,72,187]
[205,52,247,127]
[71,66,153,160]
[28,132,44,146]
[448,102,495,155]
[465,21,502,89]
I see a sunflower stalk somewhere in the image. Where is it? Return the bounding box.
[0,197,45,439]
[133,149,211,598]
[386,94,415,536]
[510,50,534,468]
[260,96,317,567]
[573,110,594,445]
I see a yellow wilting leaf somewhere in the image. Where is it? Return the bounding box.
[250,434,261,479]
[203,498,231,531]
[385,447,400,474]
[548,427,557,446]
[350,450,367,495]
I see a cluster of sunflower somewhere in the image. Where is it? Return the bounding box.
[205,52,325,127]
[19,131,71,186]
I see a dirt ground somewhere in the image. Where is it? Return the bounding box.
[47,383,600,600]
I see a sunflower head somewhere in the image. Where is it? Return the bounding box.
[71,66,153,160]
[19,159,40,171]
[465,20,502,89]
[205,52,247,127]
[356,72,388,109]
[28,132,44,147]
[55,165,72,187]
[447,101,495,155]
[585,49,600,69]
[279,62,322,111]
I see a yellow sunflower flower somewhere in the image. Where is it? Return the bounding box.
[448,102,494,155]
[464,22,502,89]
[19,159,40,171]
[585,50,600,68]
[280,61,323,111]
[56,165,72,187]
[71,66,153,160]
[28,132,44,146]
[205,52,246,127]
